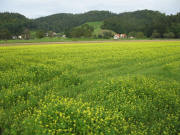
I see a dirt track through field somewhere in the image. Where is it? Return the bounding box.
[0,40,180,47]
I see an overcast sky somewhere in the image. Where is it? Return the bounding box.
[0,0,180,18]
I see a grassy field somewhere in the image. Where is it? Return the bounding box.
[0,41,180,135]
[85,21,103,35]
[84,21,116,36]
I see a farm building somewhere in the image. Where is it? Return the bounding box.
[114,34,127,39]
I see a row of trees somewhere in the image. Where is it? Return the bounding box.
[128,31,177,39]
[0,28,55,40]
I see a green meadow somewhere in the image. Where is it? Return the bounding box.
[0,41,180,135]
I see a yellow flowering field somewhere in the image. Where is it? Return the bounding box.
[0,41,180,135]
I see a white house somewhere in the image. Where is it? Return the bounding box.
[114,34,127,39]
[18,35,22,39]
[114,34,120,39]
[120,34,127,38]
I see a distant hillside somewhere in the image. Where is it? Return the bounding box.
[102,10,180,37]
[0,12,27,24]
[34,11,116,33]
[0,10,179,39]
[0,12,35,35]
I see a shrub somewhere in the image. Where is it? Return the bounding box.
[70,24,94,38]
[36,30,45,39]
[163,32,175,38]
[136,32,145,39]
[102,31,113,39]
[0,29,11,40]
[176,32,180,38]
[128,31,136,37]
[151,30,161,38]
[97,34,103,39]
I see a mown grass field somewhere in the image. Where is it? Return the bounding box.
[85,21,103,35]
[0,41,180,135]
[83,21,116,36]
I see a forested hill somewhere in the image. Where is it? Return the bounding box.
[0,12,27,24]
[34,11,116,32]
[0,12,35,36]
[0,10,180,39]
[102,10,180,38]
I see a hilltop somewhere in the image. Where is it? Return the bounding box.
[34,11,116,33]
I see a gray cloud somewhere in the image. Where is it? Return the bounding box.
[0,0,179,18]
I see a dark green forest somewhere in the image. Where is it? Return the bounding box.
[0,10,180,39]
[0,13,35,39]
[102,10,180,38]
[34,11,115,33]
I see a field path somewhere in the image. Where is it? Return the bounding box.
[1,39,180,47]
